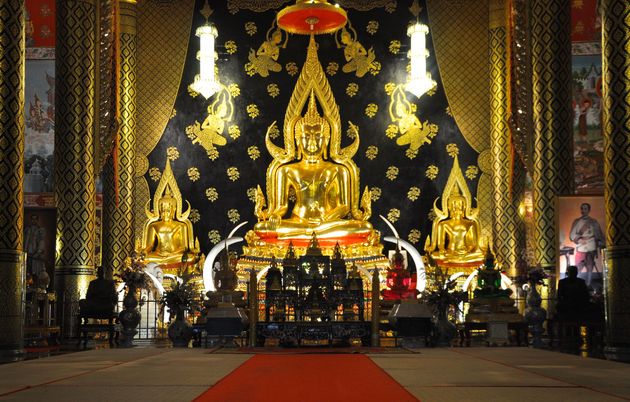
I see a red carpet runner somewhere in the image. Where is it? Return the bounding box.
[194,354,419,402]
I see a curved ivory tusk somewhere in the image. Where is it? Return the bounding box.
[379,215,400,239]
[227,221,249,239]
[202,237,244,293]
[383,235,426,293]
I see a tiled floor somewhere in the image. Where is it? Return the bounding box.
[1,346,629,401]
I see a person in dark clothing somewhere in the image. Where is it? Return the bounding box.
[79,267,118,316]
[556,265,591,320]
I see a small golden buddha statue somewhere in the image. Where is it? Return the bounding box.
[139,159,199,274]
[252,90,374,245]
[426,157,484,266]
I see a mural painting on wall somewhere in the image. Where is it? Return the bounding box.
[146,0,481,257]
[571,0,603,194]
[25,0,56,199]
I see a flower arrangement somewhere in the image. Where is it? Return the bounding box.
[423,264,467,317]
[116,260,153,290]
[515,265,549,287]
[161,279,198,314]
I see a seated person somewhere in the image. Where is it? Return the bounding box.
[556,265,591,320]
[79,266,118,317]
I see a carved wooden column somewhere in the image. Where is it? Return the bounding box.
[55,0,97,338]
[601,0,630,361]
[0,0,26,360]
[102,0,137,278]
[530,0,574,270]
[489,0,526,277]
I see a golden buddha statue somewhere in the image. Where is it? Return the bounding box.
[425,157,484,266]
[248,36,376,248]
[139,158,200,274]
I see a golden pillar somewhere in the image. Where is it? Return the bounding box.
[601,0,630,358]
[102,0,137,278]
[489,0,526,277]
[530,0,574,269]
[0,0,25,360]
[55,0,97,337]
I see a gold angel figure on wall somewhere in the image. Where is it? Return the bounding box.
[185,87,232,157]
[245,22,287,77]
[335,23,378,78]
[389,85,438,153]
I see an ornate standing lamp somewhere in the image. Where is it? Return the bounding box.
[189,1,220,98]
[277,0,347,35]
[406,21,437,98]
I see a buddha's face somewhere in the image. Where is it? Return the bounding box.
[449,197,465,218]
[159,198,176,221]
[299,123,326,159]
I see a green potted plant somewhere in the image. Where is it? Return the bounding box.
[161,279,197,347]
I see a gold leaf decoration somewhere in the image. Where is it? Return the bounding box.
[285,62,299,76]
[244,28,283,77]
[370,187,382,201]
[268,123,280,139]
[227,167,240,181]
[227,83,240,97]
[346,82,359,97]
[205,187,219,202]
[387,208,400,223]
[169,109,177,119]
[386,166,399,180]
[288,187,296,202]
[244,22,257,36]
[446,106,453,117]
[365,145,378,160]
[187,167,200,181]
[228,124,241,139]
[247,187,257,202]
[339,26,379,77]
[267,83,280,98]
[428,209,436,222]
[405,148,418,159]
[326,62,339,76]
[369,61,381,75]
[384,82,396,95]
[246,104,260,118]
[408,229,421,244]
[385,123,399,139]
[365,103,378,118]
[410,103,417,113]
[407,186,421,201]
[446,143,459,157]
[388,40,401,54]
[225,40,237,54]
[465,165,479,180]
[189,209,200,223]
[166,146,179,161]
[248,145,261,160]
[227,209,240,223]
[188,86,199,98]
[385,1,397,13]
[207,147,219,160]
[427,86,437,96]
[366,20,379,34]
[208,230,221,244]
[149,167,161,181]
[425,165,439,180]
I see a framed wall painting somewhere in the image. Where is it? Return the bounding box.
[556,195,606,290]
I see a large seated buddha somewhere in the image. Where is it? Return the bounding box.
[425,156,484,268]
[138,158,200,275]
[246,36,377,249]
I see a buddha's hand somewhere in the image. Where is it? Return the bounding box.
[268,214,281,229]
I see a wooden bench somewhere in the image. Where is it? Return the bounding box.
[77,311,119,348]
